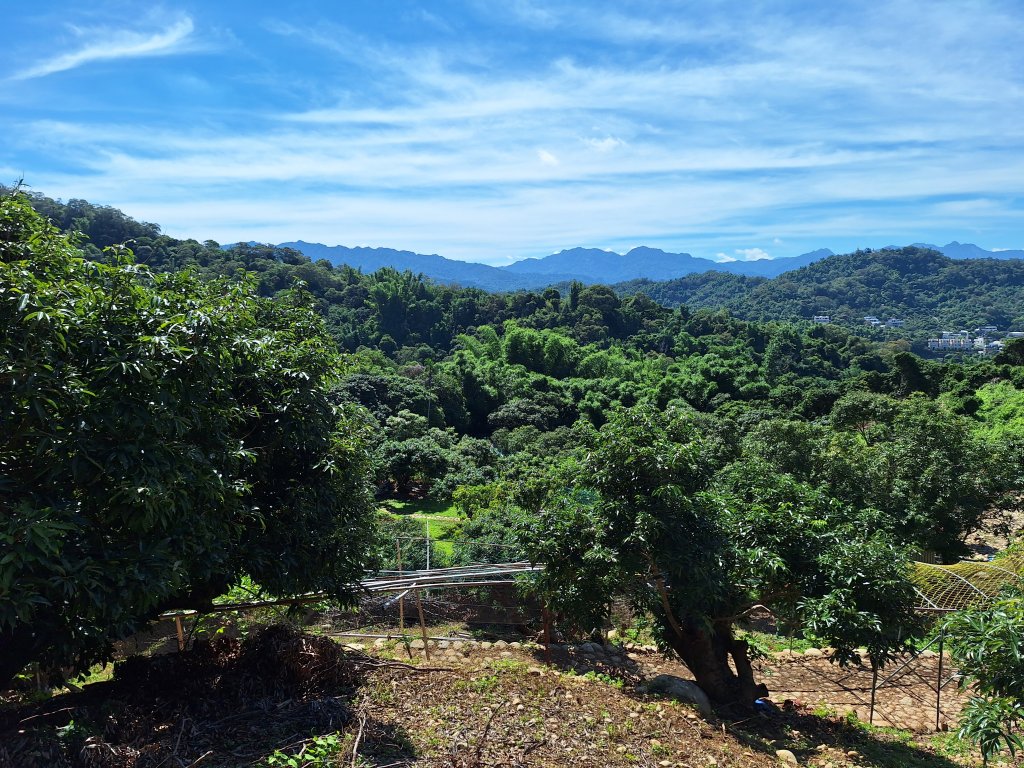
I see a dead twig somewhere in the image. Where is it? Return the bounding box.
[172,717,188,757]
[472,709,498,766]
[358,659,454,673]
[350,711,367,767]
[185,750,214,767]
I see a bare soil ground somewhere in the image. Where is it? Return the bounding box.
[1,626,1008,768]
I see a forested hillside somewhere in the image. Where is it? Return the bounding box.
[621,246,1024,335]
[5,186,1024,743]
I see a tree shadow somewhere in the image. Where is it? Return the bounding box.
[731,709,966,768]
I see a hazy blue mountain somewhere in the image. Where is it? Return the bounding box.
[282,238,1022,293]
[278,241,573,291]
[930,242,1024,261]
[503,246,728,282]
[501,246,837,282]
[716,248,835,277]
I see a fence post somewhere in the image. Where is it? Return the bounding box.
[868,661,878,725]
[415,588,430,661]
[543,607,553,665]
[397,540,405,633]
[935,633,944,732]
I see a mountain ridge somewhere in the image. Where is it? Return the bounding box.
[280,239,1021,291]
[618,245,1024,333]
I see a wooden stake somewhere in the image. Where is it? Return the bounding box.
[415,588,430,661]
[174,616,186,652]
[542,607,553,665]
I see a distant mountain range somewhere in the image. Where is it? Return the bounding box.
[279,240,1023,292]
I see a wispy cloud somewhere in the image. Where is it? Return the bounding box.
[11,16,196,80]
[4,2,1024,262]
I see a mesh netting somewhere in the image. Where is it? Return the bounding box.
[911,550,1024,611]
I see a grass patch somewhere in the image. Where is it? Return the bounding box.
[738,628,819,656]
[382,499,462,519]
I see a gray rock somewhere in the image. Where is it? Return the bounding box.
[775,748,799,765]
[643,674,712,716]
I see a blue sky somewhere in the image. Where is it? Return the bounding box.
[1,1,1022,265]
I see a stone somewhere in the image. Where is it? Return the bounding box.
[480,641,493,650]
[803,648,823,657]
[373,638,387,648]
[494,640,509,649]
[643,675,712,716]
[410,639,426,650]
[510,641,522,649]
[437,640,450,649]
[775,749,799,765]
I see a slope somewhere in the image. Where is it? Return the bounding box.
[622,246,1024,333]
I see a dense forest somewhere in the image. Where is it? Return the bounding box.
[619,247,1024,339]
[4,188,1024,720]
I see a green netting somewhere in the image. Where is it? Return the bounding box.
[911,550,1024,611]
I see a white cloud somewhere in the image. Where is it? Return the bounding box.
[7,2,1024,262]
[11,16,196,80]
[714,252,737,262]
[537,149,559,166]
[585,136,624,152]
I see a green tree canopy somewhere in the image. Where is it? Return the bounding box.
[520,405,921,710]
[0,194,376,688]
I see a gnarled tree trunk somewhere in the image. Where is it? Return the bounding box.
[662,617,768,711]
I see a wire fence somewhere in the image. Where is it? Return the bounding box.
[87,547,1023,735]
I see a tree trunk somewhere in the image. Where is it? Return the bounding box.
[662,617,768,711]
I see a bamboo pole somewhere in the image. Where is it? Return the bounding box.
[398,539,405,632]
[415,588,430,661]
[935,634,945,732]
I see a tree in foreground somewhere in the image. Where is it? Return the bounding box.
[520,405,921,709]
[0,194,376,689]
[946,581,1024,764]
